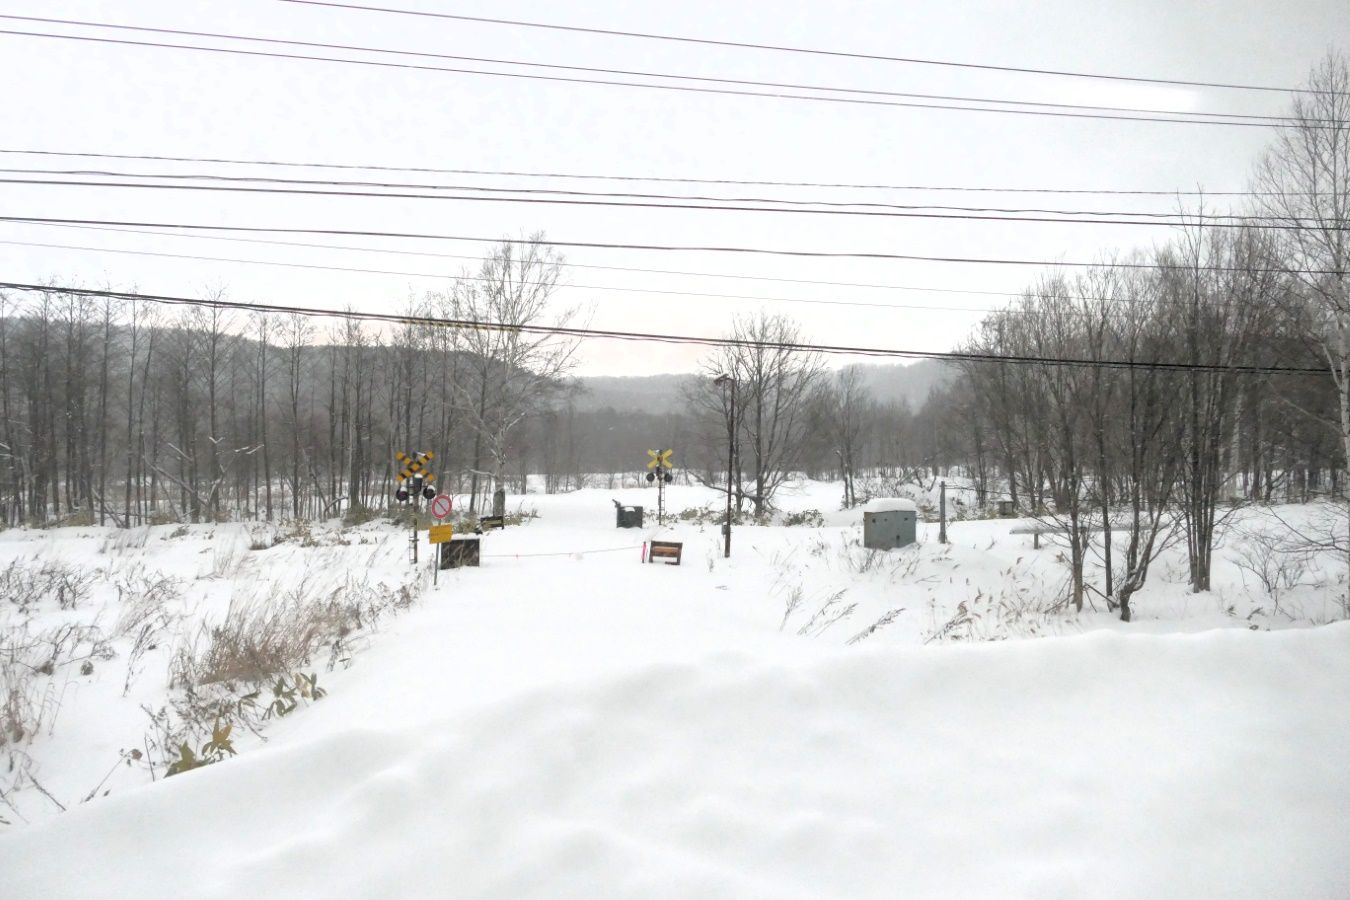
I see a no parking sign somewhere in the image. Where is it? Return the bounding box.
[430,494,453,520]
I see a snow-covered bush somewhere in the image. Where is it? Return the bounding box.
[1,618,113,759]
[342,504,380,528]
[113,570,183,639]
[1233,530,1314,604]
[0,560,96,613]
[780,509,825,528]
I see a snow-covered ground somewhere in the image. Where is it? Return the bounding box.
[2,481,1349,897]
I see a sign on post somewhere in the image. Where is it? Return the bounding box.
[645,448,675,524]
[394,450,438,565]
[396,450,435,486]
[429,494,453,520]
[428,524,454,544]
[394,451,437,504]
[646,448,674,470]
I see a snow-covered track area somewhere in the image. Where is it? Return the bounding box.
[2,482,1349,898]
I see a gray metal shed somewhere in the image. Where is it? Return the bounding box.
[863,498,918,550]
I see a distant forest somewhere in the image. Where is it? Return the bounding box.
[1,51,1348,624]
[0,242,950,527]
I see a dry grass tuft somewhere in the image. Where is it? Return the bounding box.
[169,574,415,690]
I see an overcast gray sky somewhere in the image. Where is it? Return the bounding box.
[2,0,1347,375]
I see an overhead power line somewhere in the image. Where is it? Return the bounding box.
[1,176,1318,230]
[0,281,1328,376]
[2,216,1338,274]
[0,221,1274,313]
[0,167,1289,222]
[3,218,1017,295]
[3,219,1178,306]
[4,236,1201,318]
[0,14,1304,124]
[0,28,1315,128]
[278,0,1314,96]
[0,237,1022,315]
[0,149,1289,197]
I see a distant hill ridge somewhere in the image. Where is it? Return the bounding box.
[574,360,952,412]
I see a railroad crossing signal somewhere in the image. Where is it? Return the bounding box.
[394,450,437,502]
[645,448,676,523]
[646,448,674,485]
[396,450,435,483]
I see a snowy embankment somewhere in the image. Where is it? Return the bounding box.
[2,481,1349,897]
[4,620,1349,899]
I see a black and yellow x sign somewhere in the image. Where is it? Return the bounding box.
[395,450,436,483]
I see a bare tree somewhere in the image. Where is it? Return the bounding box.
[1101,266,1187,621]
[0,290,21,524]
[92,294,117,524]
[1164,220,1281,592]
[827,366,872,508]
[199,302,231,521]
[956,261,1199,619]
[252,313,274,521]
[281,313,312,518]
[1256,51,1350,578]
[1026,277,1096,612]
[442,235,580,512]
[694,313,826,516]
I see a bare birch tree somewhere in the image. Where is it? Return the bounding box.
[441,235,580,512]
[1256,51,1350,591]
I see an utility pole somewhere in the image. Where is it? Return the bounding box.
[939,479,949,544]
[409,477,420,565]
[714,374,736,558]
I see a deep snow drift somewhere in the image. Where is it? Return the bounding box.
[5,623,1349,899]
[2,481,1349,897]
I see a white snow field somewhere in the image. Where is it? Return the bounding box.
[3,481,1350,898]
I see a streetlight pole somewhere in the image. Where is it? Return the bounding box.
[714,374,736,558]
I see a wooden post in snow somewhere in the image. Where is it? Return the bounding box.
[939,480,949,545]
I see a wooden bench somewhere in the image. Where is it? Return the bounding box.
[647,540,683,565]
[477,515,505,532]
[1010,522,1107,549]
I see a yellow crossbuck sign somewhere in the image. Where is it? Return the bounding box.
[395,450,436,483]
[646,448,674,470]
